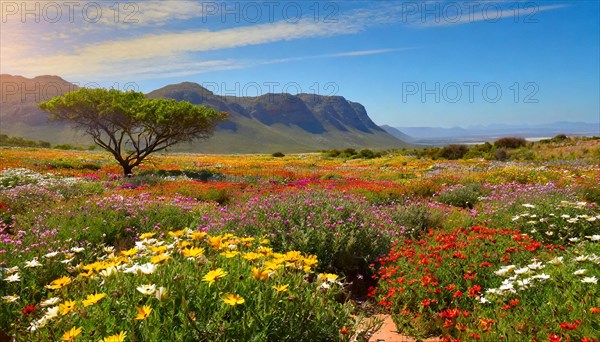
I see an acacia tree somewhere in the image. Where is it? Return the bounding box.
[39,88,227,176]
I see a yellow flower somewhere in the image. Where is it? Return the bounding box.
[120,247,138,257]
[61,326,82,341]
[257,246,273,255]
[182,247,205,258]
[222,293,245,306]
[168,230,184,237]
[318,273,339,282]
[284,251,302,263]
[79,269,95,278]
[243,252,262,261]
[251,267,269,280]
[149,245,167,254]
[272,284,289,293]
[59,300,77,315]
[264,260,283,272]
[178,241,191,249]
[46,276,72,290]
[82,293,106,307]
[202,268,227,286]
[134,305,152,320]
[139,232,155,239]
[220,251,239,258]
[190,231,207,241]
[150,254,171,264]
[99,331,127,342]
[208,235,225,249]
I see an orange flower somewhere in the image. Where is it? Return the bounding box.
[134,305,152,320]
[590,307,600,314]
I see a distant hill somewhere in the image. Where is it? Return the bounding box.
[0,75,407,153]
[146,82,406,153]
[395,122,600,145]
[380,125,414,142]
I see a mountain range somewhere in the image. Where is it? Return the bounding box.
[0,74,406,153]
[382,122,599,145]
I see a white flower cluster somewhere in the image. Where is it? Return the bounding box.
[480,253,600,303]
[0,168,82,189]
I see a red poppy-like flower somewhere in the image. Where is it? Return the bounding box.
[580,337,598,342]
[590,307,600,314]
[453,290,463,298]
[560,320,581,330]
[469,333,481,340]
[340,326,349,335]
[509,298,519,307]
[421,299,431,307]
[22,305,36,316]
[455,324,466,331]
[501,305,512,310]
[468,284,481,297]
[548,333,562,342]
[479,261,492,268]
[445,284,456,291]
[463,270,476,280]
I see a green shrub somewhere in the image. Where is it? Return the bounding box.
[494,137,527,149]
[435,183,482,209]
[439,144,469,160]
[272,152,285,157]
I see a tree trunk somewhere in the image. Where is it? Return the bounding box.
[121,163,134,177]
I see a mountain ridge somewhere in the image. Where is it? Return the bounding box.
[0,75,406,153]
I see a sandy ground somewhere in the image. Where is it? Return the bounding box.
[369,315,442,342]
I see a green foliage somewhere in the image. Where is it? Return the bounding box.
[39,88,227,175]
[435,183,483,209]
[272,152,285,158]
[0,134,51,148]
[439,144,469,160]
[463,142,494,159]
[322,148,382,159]
[389,203,445,238]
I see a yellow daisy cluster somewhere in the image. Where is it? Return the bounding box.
[17,228,327,340]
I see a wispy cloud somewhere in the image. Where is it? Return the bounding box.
[0,1,569,81]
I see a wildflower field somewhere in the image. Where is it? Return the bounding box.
[1,138,599,341]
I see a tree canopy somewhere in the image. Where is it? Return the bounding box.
[39,88,227,175]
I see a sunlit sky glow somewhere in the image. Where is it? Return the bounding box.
[1,0,598,127]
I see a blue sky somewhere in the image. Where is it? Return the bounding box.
[1,0,598,127]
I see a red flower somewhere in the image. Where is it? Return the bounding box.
[468,284,481,297]
[445,284,456,291]
[455,324,466,331]
[340,326,349,335]
[453,290,463,298]
[560,320,581,330]
[501,305,512,310]
[590,307,600,314]
[548,334,562,342]
[22,305,36,316]
[421,299,431,307]
[479,261,492,268]
[463,270,476,280]
[509,298,519,307]
[581,338,598,342]
[469,333,481,340]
